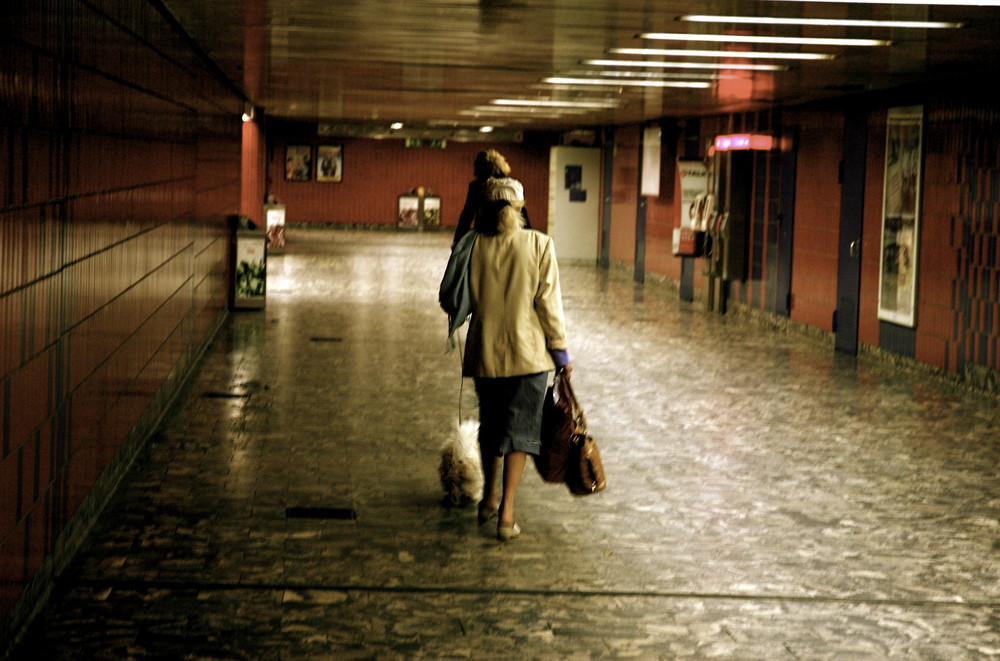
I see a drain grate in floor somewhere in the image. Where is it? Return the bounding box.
[286,506,358,520]
[310,337,344,343]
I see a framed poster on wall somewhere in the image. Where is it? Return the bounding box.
[878,106,923,327]
[316,144,343,182]
[284,145,311,181]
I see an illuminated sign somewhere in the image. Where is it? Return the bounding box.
[713,134,774,151]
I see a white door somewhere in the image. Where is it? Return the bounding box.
[547,146,601,262]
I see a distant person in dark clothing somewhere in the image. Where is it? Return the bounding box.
[452,149,530,245]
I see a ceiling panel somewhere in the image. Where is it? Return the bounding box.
[164,0,1000,134]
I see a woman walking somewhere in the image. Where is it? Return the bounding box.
[463,177,571,541]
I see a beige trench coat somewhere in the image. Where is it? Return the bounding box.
[462,228,568,378]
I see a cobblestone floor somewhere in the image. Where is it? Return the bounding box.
[9,229,1000,660]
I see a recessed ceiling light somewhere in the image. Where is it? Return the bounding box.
[479,126,494,133]
[390,122,404,130]
[679,14,965,29]
[639,31,890,47]
[611,47,836,61]
[584,58,788,72]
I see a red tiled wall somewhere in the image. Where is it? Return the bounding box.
[609,125,640,266]
[0,0,238,631]
[788,108,844,332]
[918,112,960,370]
[241,120,267,225]
[265,125,552,230]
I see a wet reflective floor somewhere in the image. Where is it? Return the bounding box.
[10,229,1000,660]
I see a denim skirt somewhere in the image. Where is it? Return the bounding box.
[474,373,547,456]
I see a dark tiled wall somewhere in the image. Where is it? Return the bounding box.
[1,0,239,639]
[921,99,1000,381]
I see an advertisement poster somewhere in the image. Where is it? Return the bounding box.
[676,159,708,229]
[565,165,586,202]
[878,106,923,327]
[265,204,286,252]
[421,196,441,229]
[234,234,266,308]
[398,194,420,227]
[641,125,661,197]
[397,194,440,229]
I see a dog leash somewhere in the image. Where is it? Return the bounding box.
[455,332,467,424]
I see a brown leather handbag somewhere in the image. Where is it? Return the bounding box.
[566,427,606,496]
[536,372,607,496]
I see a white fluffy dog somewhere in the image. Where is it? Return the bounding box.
[439,419,484,507]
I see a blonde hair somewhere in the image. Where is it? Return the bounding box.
[474,149,511,179]
[497,203,525,234]
[480,200,525,235]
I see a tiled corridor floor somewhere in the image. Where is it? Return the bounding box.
[9,229,1000,660]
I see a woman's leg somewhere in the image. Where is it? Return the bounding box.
[475,377,501,517]
[480,446,501,512]
[498,451,527,527]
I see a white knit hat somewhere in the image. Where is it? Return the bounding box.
[484,177,524,203]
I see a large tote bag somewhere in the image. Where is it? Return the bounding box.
[534,372,574,483]
[535,372,607,496]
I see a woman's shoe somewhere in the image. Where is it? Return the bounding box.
[497,522,521,541]
[477,504,498,525]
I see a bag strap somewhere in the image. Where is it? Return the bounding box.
[557,371,587,433]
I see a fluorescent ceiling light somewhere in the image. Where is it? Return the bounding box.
[543,77,711,89]
[532,84,640,93]
[611,47,835,61]
[460,110,571,119]
[767,0,999,5]
[426,119,507,127]
[679,14,965,29]
[468,105,590,114]
[563,69,718,80]
[390,122,404,130]
[585,58,787,71]
[639,31,890,46]
[491,98,620,109]
[479,126,494,133]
